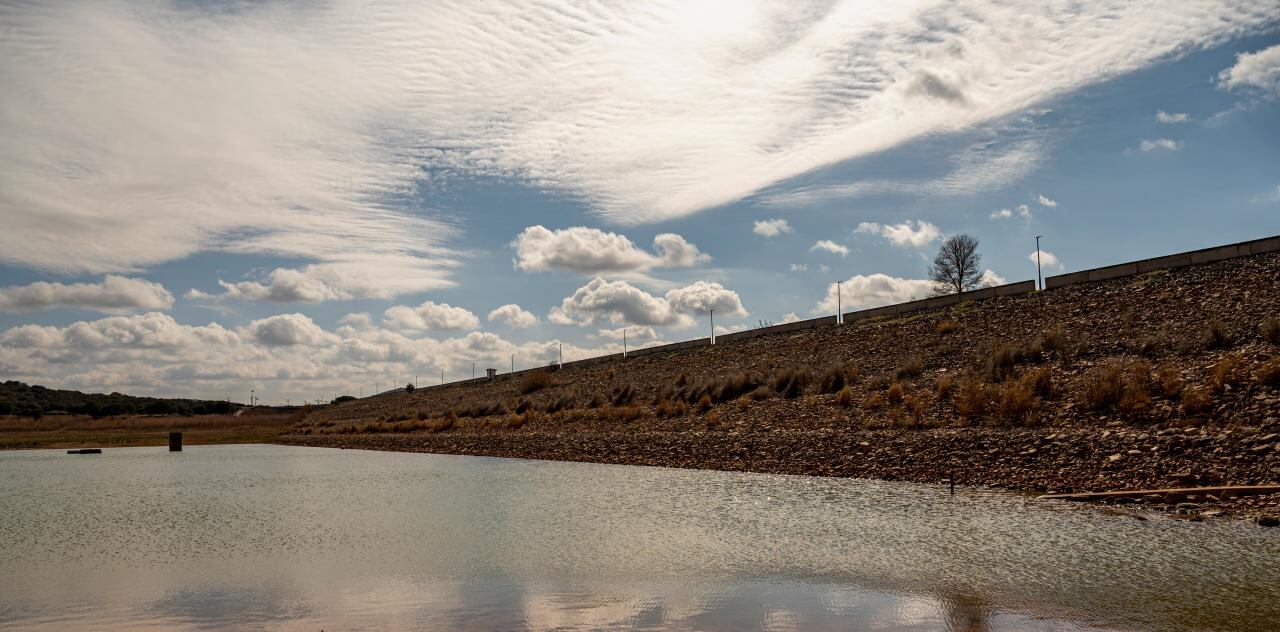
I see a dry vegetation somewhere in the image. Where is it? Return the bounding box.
[0,412,297,450]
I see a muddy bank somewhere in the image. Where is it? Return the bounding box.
[280,420,1280,524]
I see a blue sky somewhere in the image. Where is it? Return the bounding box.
[1,1,1278,403]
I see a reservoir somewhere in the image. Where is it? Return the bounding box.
[1,445,1275,630]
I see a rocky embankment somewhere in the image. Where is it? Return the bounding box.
[282,251,1280,524]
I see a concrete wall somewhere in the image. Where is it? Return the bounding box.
[1045,235,1280,290]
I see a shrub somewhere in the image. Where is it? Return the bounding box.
[673,400,688,416]
[611,383,637,406]
[675,373,688,387]
[518,371,554,395]
[506,413,526,428]
[696,393,713,413]
[895,358,924,381]
[772,367,810,399]
[748,385,772,401]
[655,399,674,418]
[1181,387,1213,415]
[834,386,854,407]
[1258,359,1280,387]
[937,373,953,399]
[417,410,429,421]
[605,368,616,380]
[936,320,958,336]
[545,394,574,414]
[954,378,988,417]
[1040,327,1069,354]
[1084,362,1125,410]
[819,364,846,394]
[716,371,764,402]
[618,406,642,422]
[459,400,506,418]
[405,383,415,393]
[1204,321,1230,350]
[886,382,904,405]
[1155,365,1185,398]
[903,395,926,427]
[1265,319,1280,345]
[515,399,532,414]
[863,393,885,410]
[996,382,1036,424]
[705,410,721,427]
[1117,381,1151,419]
[988,345,1018,383]
[432,413,457,432]
[1023,340,1044,364]
[1209,353,1246,393]
[586,394,604,409]
[1017,367,1049,399]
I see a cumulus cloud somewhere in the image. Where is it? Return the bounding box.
[382,301,480,331]
[1140,138,1182,152]
[247,314,336,347]
[854,220,941,248]
[980,269,1008,287]
[810,240,850,257]
[1156,110,1190,123]
[1036,194,1057,208]
[752,219,792,237]
[1029,250,1062,270]
[1218,44,1280,96]
[814,274,934,314]
[595,325,658,343]
[790,264,808,272]
[512,226,708,275]
[991,204,1032,220]
[337,312,374,331]
[549,278,745,328]
[487,304,539,329]
[778,312,801,324]
[2,0,1273,293]
[0,275,173,313]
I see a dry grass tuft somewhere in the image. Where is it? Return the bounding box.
[1024,367,1053,399]
[996,381,1037,424]
[1265,319,1280,345]
[1084,362,1125,410]
[716,371,764,402]
[936,320,958,336]
[611,383,637,406]
[506,413,526,428]
[1155,365,1185,398]
[954,378,988,418]
[772,367,810,399]
[833,386,854,408]
[1208,353,1246,393]
[518,370,554,395]
[675,373,688,387]
[696,393,713,413]
[988,345,1018,383]
[862,393,885,410]
[895,358,924,381]
[936,373,953,399]
[1204,320,1230,350]
[1257,359,1280,387]
[903,395,926,427]
[886,382,904,405]
[1181,386,1213,416]
[819,363,846,394]
[1039,327,1069,355]
[545,394,574,414]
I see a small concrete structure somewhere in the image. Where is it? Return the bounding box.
[486,368,497,381]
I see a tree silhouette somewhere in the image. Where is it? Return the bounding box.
[929,234,984,295]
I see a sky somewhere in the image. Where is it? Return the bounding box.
[1,0,1279,405]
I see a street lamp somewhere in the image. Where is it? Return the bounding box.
[1035,235,1044,291]
[836,280,842,323]
[709,309,715,345]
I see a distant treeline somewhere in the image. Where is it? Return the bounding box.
[0,380,238,418]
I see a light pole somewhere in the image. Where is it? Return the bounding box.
[1035,235,1043,291]
[836,280,842,323]
[511,354,515,375]
[472,362,475,380]
[559,342,563,367]
[709,309,715,345]
[440,369,444,385]
[250,389,254,407]
[622,328,627,358]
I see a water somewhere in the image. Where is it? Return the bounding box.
[0,445,1275,631]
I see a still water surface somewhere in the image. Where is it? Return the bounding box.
[1,445,1276,631]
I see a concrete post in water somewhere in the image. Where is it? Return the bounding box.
[169,432,182,452]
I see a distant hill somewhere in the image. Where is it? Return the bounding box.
[0,381,238,418]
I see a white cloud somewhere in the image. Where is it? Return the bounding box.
[990,204,1033,220]
[2,0,1273,291]
[189,259,457,303]
[810,240,850,257]
[980,269,1007,287]
[549,277,745,327]
[382,301,480,332]
[1218,44,1280,96]
[487,304,539,329]
[1029,250,1062,270]
[247,313,336,347]
[595,325,658,343]
[337,312,374,331]
[1156,110,1190,123]
[1,312,236,351]
[1140,138,1181,152]
[790,263,808,272]
[1036,194,1057,208]
[0,276,173,313]
[854,220,940,248]
[814,274,934,314]
[512,226,708,275]
[778,312,801,324]
[752,219,793,237]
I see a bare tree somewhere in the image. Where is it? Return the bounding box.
[929,234,984,295]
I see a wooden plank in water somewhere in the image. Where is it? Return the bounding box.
[66,448,103,455]
[1039,485,1280,501]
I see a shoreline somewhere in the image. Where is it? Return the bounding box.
[277,424,1280,525]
